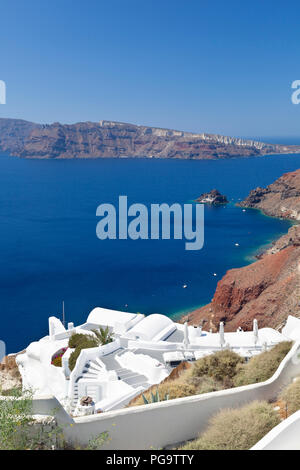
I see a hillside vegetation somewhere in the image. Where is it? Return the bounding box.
[180,401,280,450]
[129,342,292,407]
[280,378,300,417]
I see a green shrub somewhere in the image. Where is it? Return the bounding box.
[68,328,114,372]
[0,387,23,397]
[180,401,280,450]
[68,348,81,372]
[84,432,109,450]
[190,375,224,394]
[0,388,108,450]
[0,390,65,450]
[234,341,292,387]
[68,333,90,349]
[68,336,98,372]
[191,349,244,385]
[280,379,300,416]
[0,390,33,449]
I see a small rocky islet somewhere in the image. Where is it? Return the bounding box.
[195,189,228,205]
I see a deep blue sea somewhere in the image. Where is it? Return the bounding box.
[1,151,300,352]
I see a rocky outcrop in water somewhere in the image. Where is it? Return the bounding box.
[183,169,300,332]
[196,189,228,205]
[0,118,300,160]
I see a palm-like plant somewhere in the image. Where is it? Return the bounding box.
[92,326,114,346]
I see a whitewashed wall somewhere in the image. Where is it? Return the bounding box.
[41,340,300,449]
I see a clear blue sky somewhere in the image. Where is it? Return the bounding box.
[0,0,300,138]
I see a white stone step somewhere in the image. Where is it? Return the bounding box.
[88,362,103,372]
[95,357,105,368]
[82,369,98,376]
[118,372,139,379]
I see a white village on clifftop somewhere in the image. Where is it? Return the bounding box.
[15,307,300,417]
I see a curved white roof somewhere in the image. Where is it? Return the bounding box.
[128,314,176,341]
[87,307,139,328]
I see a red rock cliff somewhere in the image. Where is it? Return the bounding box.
[183,169,300,331]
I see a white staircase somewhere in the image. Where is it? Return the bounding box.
[70,355,151,415]
[115,367,149,389]
[70,358,106,414]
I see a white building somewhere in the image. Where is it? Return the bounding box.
[16,308,300,417]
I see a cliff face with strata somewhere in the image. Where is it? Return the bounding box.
[0,118,40,156]
[0,118,299,159]
[184,169,300,332]
[237,169,300,220]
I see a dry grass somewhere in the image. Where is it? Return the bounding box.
[129,381,197,406]
[280,378,300,417]
[233,341,292,387]
[128,355,229,407]
[180,401,280,450]
[189,349,244,386]
[129,343,292,408]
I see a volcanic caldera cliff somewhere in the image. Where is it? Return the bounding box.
[1,118,300,160]
[183,169,300,332]
[237,169,300,220]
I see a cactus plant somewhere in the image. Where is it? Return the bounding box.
[142,387,169,405]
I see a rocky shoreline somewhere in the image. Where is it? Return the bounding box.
[183,169,300,332]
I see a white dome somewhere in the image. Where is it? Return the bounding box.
[128,314,176,342]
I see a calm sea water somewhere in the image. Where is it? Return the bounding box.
[1,152,300,352]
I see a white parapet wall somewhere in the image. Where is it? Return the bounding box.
[127,339,180,351]
[27,339,300,449]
